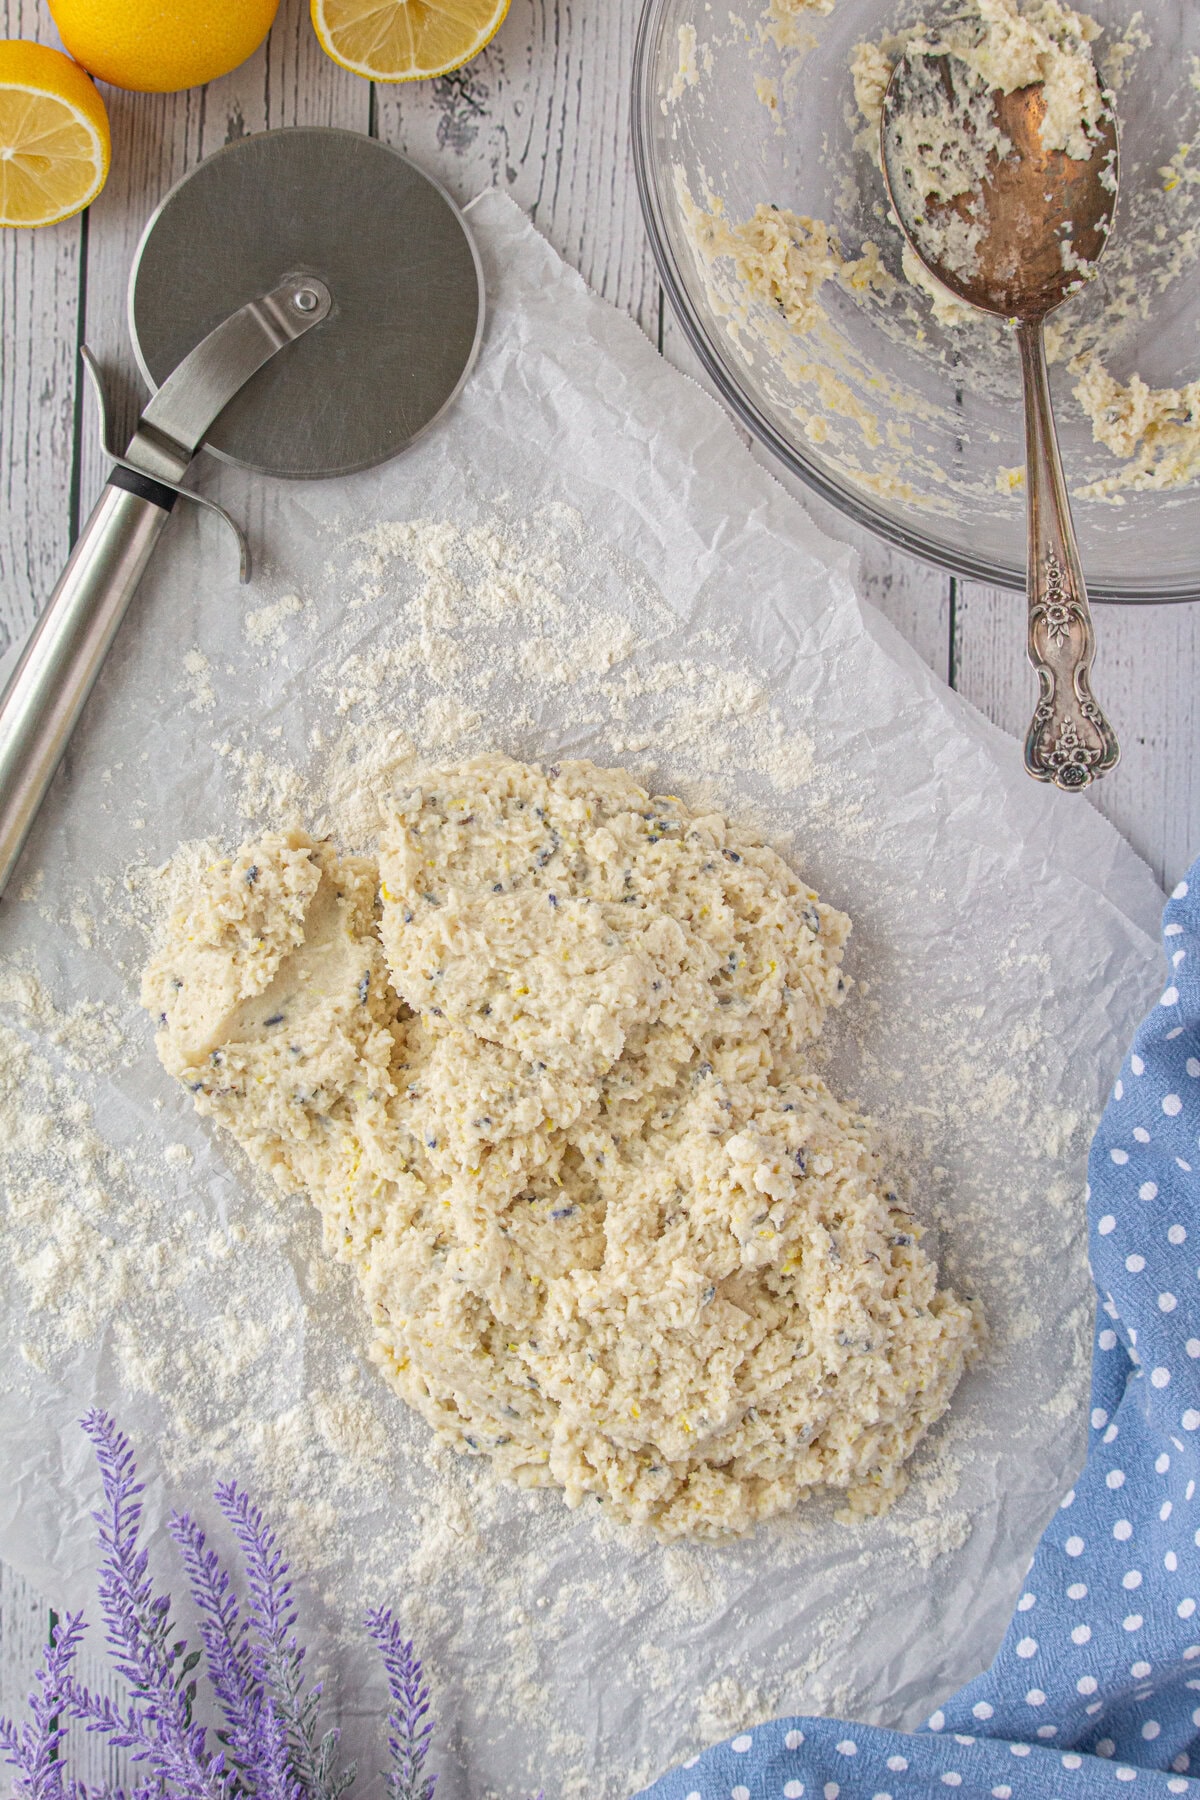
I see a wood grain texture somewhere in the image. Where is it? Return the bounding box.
[954,580,1200,892]
[373,0,661,334]
[0,1,82,653]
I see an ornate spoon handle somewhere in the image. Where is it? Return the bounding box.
[1016,317,1119,791]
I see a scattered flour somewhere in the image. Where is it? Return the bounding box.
[0,495,1109,1798]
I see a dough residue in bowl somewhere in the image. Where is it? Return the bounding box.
[676,0,1200,501]
[142,753,982,1541]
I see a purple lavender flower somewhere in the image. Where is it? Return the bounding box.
[215,1485,353,1800]
[364,1611,436,1800]
[0,1610,86,1800]
[1,1417,438,1800]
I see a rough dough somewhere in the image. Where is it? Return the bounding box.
[143,754,981,1539]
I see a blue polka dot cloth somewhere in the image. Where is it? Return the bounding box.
[636,865,1200,1800]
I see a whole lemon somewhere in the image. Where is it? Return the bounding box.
[46,0,281,92]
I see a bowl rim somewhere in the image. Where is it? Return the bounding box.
[630,0,1200,607]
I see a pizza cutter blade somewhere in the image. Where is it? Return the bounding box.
[0,127,485,897]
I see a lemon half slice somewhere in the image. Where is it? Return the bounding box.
[311,0,510,82]
[0,40,110,228]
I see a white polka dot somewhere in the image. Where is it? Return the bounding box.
[1164,1504,1175,1524]
[886,1758,907,1773]
[1097,1740,1115,1758]
[1170,1782,1189,1795]
[685,1791,701,1800]
[1067,1582,1088,1599]
[785,1732,804,1750]
[1098,1215,1117,1236]
[1015,1637,1037,1658]
[1181,1598,1197,1619]
[685,1760,701,1771]
[1104,1422,1120,1443]
[1170,1223,1188,1244]
[1036,1726,1057,1740]
[1091,1408,1108,1429]
[732,1786,750,1800]
[1131,1661,1152,1678]
[1126,1255,1145,1273]
[1077,1676,1098,1695]
[1138,1181,1159,1201]
[1185,1644,1200,1659]
[1176,950,1189,968]
[1114,1520,1133,1540]
[1190,1343,1200,1360]
[1158,1452,1172,1470]
[1112,1148,1130,1165]
[835,1742,856,1757]
[783,1785,803,1799]
[1153,1367,1172,1387]
[1017,1592,1036,1610]
[1107,1469,1127,1488]
[1063,1754,1082,1770]
[1188,1480,1196,1499]
[1173,881,1189,899]
[1061,1488,1076,1509]
[941,1777,961,1789]
[1010,1744,1031,1758]
[823,1786,838,1800]
[1165,1092,1184,1114]
[732,1736,753,1754]
[1115,1077,1126,1097]
[973,1702,994,1720]
[1065,1536,1085,1556]
[1133,1054,1146,1075]
[1179,1159,1194,1172]
[992,1790,1012,1800]
[1072,1624,1092,1644]
[1183,1409,1200,1430]
[1115,1768,1137,1782]
[1168,1027,1186,1039]
[1099,1330,1118,1353]
[927,1711,945,1732]
[1123,1614,1144,1631]
[1123,1570,1143,1589]
[1143,1722,1161,1740]
[1134,1127,1152,1143]
[1163,988,1181,1007]
[1026,1689,1046,1706]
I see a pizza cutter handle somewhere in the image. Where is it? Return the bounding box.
[0,471,175,898]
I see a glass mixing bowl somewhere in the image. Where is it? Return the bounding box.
[632,0,1200,601]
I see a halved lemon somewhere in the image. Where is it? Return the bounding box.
[311,0,510,81]
[0,40,110,228]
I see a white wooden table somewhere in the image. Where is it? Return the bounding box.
[1,0,1197,1730]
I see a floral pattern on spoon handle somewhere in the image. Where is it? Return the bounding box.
[1018,317,1120,792]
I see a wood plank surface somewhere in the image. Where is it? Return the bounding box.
[955,580,1200,892]
[373,0,661,336]
[0,1,82,654]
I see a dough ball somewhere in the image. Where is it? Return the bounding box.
[144,753,981,1539]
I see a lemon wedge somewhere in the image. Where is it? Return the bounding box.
[0,40,110,229]
[311,0,510,81]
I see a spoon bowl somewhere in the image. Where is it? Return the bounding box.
[881,52,1121,792]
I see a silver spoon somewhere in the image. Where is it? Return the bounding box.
[881,52,1120,792]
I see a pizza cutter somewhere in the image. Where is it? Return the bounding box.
[0,126,485,896]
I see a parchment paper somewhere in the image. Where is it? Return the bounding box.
[0,192,1169,1800]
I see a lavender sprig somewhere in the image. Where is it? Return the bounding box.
[215,1485,352,1800]
[71,1412,227,1800]
[167,1512,294,1800]
[4,1419,438,1800]
[364,1611,436,1800]
[0,1611,86,1800]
